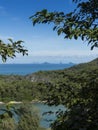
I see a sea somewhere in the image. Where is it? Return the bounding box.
[0,63,74,128]
[0,63,74,75]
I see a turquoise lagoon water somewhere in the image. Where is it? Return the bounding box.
[34,103,65,128]
[0,103,65,128]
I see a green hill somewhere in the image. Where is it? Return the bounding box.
[0,58,97,102]
[25,58,98,83]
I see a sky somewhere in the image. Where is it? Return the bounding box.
[0,0,98,64]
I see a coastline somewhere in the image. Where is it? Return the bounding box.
[0,100,47,105]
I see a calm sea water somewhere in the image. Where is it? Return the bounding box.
[0,63,74,75]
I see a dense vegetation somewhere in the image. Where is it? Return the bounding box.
[0,103,47,130]
[0,0,97,129]
[0,58,98,130]
[0,58,98,103]
[0,75,48,102]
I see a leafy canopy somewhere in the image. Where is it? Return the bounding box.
[0,39,28,62]
[30,0,98,50]
[0,103,46,130]
[30,0,98,130]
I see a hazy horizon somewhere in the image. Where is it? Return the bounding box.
[0,0,98,64]
[0,55,98,64]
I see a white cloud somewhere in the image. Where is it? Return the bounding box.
[28,49,98,57]
[3,54,98,64]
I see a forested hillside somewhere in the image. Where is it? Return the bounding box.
[0,58,97,102]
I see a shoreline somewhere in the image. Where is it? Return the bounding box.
[0,100,47,105]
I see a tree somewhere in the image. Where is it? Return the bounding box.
[17,103,40,130]
[0,102,47,130]
[30,0,98,130]
[0,39,28,62]
[47,68,98,130]
[30,0,98,50]
[0,102,17,130]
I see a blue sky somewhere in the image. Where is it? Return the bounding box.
[0,0,98,63]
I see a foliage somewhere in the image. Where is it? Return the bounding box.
[0,103,47,130]
[0,75,50,102]
[0,39,28,62]
[24,58,98,130]
[30,1,98,128]
[0,103,17,130]
[51,82,98,130]
[0,58,98,130]
[30,0,98,49]
[44,60,98,130]
[17,103,41,130]
[0,117,16,130]
[0,0,97,129]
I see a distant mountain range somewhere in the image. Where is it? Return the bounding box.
[34,62,75,65]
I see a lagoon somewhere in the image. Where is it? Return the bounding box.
[34,103,65,128]
[0,103,65,128]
